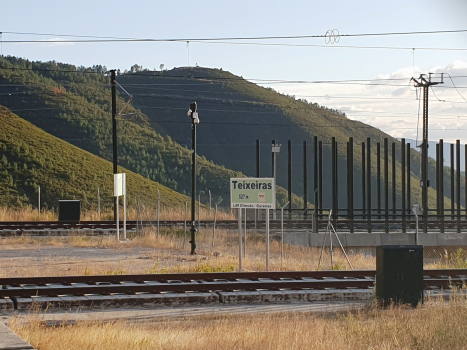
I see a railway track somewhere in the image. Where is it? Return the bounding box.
[0,219,312,234]
[2,219,466,235]
[0,269,465,312]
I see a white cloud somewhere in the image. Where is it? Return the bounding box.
[267,61,467,144]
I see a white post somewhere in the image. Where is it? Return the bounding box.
[238,207,243,272]
[209,190,211,216]
[97,187,101,219]
[212,199,222,250]
[116,196,120,241]
[244,208,247,258]
[184,201,188,244]
[198,193,201,231]
[38,186,40,216]
[266,208,270,271]
[157,189,161,236]
[123,193,127,240]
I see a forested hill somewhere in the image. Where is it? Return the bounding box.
[0,56,461,209]
[0,57,245,206]
[0,105,189,209]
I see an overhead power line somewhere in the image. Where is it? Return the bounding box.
[1,29,467,43]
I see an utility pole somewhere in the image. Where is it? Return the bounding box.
[411,73,443,221]
[110,69,118,221]
[188,102,199,255]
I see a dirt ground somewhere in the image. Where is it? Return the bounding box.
[0,243,204,277]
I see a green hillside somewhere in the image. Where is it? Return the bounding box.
[0,56,462,212]
[0,105,190,209]
[0,57,245,205]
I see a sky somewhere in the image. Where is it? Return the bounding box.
[1,0,466,143]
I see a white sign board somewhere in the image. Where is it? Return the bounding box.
[114,173,126,197]
[230,177,275,209]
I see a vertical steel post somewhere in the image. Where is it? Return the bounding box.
[362,142,366,219]
[440,140,444,232]
[465,145,467,220]
[367,138,372,232]
[335,140,338,216]
[436,143,440,216]
[401,139,406,232]
[256,139,260,229]
[314,136,318,227]
[392,143,396,218]
[288,140,292,219]
[349,138,354,230]
[421,85,429,220]
[190,103,198,255]
[456,140,461,232]
[303,140,308,216]
[111,69,118,221]
[332,137,337,219]
[271,139,275,177]
[407,143,411,215]
[384,138,389,233]
[451,144,455,216]
[319,141,323,215]
[256,139,261,177]
[377,142,381,218]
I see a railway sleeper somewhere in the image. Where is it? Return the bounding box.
[1,289,377,313]
[11,292,220,311]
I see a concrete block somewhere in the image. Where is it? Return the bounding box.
[306,289,373,302]
[302,233,346,247]
[345,234,380,247]
[258,290,309,303]
[436,234,467,246]
[416,234,438,246]
[218,291,263,304]
[380,234,415,245]
[15,296,63,310]
[0,298,14,312]
[283,233,308,246]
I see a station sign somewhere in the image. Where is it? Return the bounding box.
[230,178,275,209]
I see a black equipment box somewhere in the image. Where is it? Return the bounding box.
[58,200,81,222]
[376,245,423,307]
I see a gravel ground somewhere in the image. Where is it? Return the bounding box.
[0,244,202,277]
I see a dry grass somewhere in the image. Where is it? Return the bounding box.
[0,206,235,221]
[8,294,467,350]
[0,227,375,277]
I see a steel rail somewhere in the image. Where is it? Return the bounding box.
[0,270,376,287]
[1,218,466,233]
[0,220,312,231]
[0,269,465,299]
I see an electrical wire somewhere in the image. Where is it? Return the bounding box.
[2,28,467,42]
[446,73,467,103]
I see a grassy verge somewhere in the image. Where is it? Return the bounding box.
[0,206,235,221]
[8,294,467,350]
[0,226,374,276]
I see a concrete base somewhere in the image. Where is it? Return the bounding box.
[284,232,467,247]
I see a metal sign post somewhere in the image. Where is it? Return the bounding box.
[238,207,243,271]
[230,177,275,272]
[114,173,127,241]
[280,201,290,269]
[266,208,270,271]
